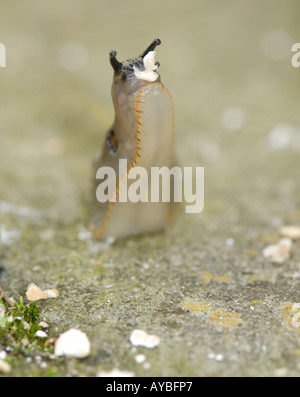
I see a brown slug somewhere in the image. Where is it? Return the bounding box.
[90,38,178,240]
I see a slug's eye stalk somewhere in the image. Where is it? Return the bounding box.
[140,38,161,58]
[110,50,123,73]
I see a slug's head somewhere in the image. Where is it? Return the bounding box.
[109,38,161,92]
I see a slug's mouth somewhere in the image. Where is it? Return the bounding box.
[109,38,161,83]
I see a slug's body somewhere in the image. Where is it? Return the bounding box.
[91,39,177,240]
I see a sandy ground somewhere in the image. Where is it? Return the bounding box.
[1,0,300,376]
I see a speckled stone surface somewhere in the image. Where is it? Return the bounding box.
[0,0,300,376]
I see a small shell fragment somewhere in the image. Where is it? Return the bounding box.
[54,329,91,358]
[279,226,300,240]
[26,283,59,301]
[262,238,292,263]
[0,359,11,374]
[129,329,160,349]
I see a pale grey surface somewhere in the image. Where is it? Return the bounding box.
[0,0,300,376]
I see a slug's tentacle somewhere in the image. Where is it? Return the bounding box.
[109,50,123,73]
[140,38,161,58]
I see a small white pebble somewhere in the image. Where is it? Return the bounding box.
[279,226,300,240]
[129,329,160,349]
[208,352,224,361]
[226,238,235,246]
[274,367,288,377]
[215,354,224,361]
[54,329,91,358]
[97,368,135,377]
[35,330,47,338]
[143,362,151,370]
[40,362,48,369]
[0,359,11,374]
[5,346,13,352]
[0,351,7,360]
[262,238,292,263]
[250,306,254,310]
[134,354,146,364]
[267,123,300,151]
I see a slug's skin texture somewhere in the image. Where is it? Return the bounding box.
[90,39,178,240]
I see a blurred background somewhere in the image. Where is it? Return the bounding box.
[1,0,300,377]
[0,0,299,226]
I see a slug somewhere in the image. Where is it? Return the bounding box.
[90,38,178,240]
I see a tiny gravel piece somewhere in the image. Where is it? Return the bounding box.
[262,238,292,263]
[35,330,47,338]
[279,226,300,240]
[54,328,91,358]
[26,283,59,301]
[134,353,146,363]
[129,329,160,348]
[0,359,11,374]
